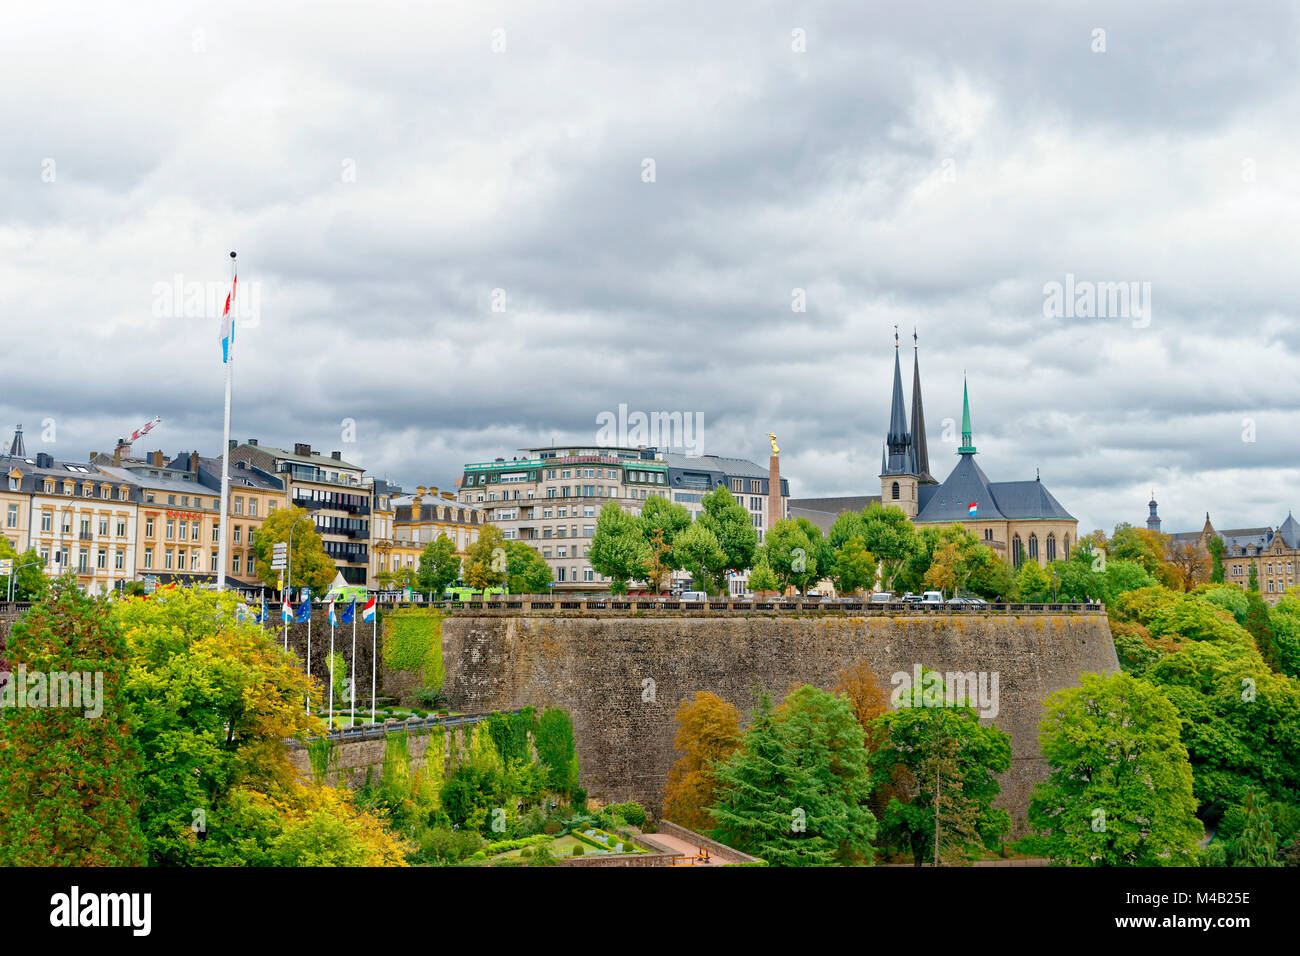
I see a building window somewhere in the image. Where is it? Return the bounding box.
[115,550,124,570]
[233,526,241,543]
[165,550,174,570]
[78,549,89,573]
[96,549,106,569]
[1012,535,1024,567]
[234,497,243,514]
[1028,535,1039,562]
[5,505,15,528]
[1046,534,1056,562]
[99,517,108,536]
[232,554,241,575]
[1063,534,1070,559]
[144,548,153,569]
[891,482,900,500]
[166,519,175,539]
[41,512,52,532]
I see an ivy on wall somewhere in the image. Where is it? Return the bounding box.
[382,609,444,691]
[307,737,337,787]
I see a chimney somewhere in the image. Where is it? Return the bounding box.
[113,442,125,468]
[428,486,439,497]
[331,451,342,461]
[441,491,454,500]
[190,451,199,473]
[294,443,311,457]
[151,450,164,467]
[89,451,98,462]
[36,452,53,469]
[417,486,427,497]
[228,439,237,452]
[248,438,258,446]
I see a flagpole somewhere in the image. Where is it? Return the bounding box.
[350,607,357,725]
[305,609,312,716]
[328,610,335,729]
[216,251,236,593]
[371,609,377,725]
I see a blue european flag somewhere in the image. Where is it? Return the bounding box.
[341,600,356,624]
[294,600,312,623]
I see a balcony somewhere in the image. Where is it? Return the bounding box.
[292,497,325,511]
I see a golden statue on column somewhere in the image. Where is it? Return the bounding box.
[767,433,779,456]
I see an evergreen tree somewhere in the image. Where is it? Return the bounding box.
[709,688,876,865]
[1233,790,1280,867]
[0,576,147,865]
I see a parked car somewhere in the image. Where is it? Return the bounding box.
[920,591,945,604]
[870,592,894,603]
[679,591,708,602]
[901,593,923,604]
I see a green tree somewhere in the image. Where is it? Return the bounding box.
[1243,581,1279,668]
[505,540,553,594]
[709,688,877,866]
[416,536,461,599]
[673,522,727,594]
[859,503,919,590]
[827,511,866,552]
[463,525,507,591]
[1268,597,1300,678]
[1028,672,1202,866]
[746,554,779,595]
[1207,536,1226,584]
[869,673,1011,866]
[250,506,335,596]
[534,708,579,795]
[1233,790,1280,867]
[831,535,876,596]
[589,502,650,594]
[1011,557,1052,602]
[638,496,691,567]
[0,539,47,601]
[0,576,147,865]
[698,486,758,580]
[111,586,325,864]
[763,519,815,593]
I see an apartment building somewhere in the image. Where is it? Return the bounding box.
[16,454,139,594]
[98,460,221,586]
[229,441,371,586]
[459,445,787,593]
[195,453,288,587]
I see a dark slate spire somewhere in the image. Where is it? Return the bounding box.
[881,332,916,476]
[6,424,24,458]
[1146,491,1161,532]
[910,332,934,483]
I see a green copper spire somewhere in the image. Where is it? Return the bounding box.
[958,376,977,455]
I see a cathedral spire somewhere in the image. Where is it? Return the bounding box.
[910,331,934,482]
[958,377,977,455]
[6,424,24,459]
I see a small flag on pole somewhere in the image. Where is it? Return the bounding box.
[968,501,978,517]
[329,599,338,628]
[362,596,376,623]
[282,599,293,623]
[341,599,356,624]
[295,600,312,623]
[221,272,237,363]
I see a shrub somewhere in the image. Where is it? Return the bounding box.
[571,844,584,856]
[520,847,533,858]
[543,821,562,835]
[603,801,647,827]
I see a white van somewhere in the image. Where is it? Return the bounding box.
[920,591,945,604]
[680,591,709,602]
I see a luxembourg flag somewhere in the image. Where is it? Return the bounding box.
[362,596,376,623]
[220,271,237,363]
[968,501,978,517]
[282,598,293,623]
[328,599,338,627]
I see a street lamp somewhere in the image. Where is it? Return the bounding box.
[7,560,44,602]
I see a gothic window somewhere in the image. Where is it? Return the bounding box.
[1012,535,1024,567]
[1063,534,1070,559]
[1046,533,1056,562]
[891,482,900,500]
[1028,534,1039,561]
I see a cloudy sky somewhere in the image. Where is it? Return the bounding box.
[2,0,1298,534]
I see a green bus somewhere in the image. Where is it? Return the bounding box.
[443,585,507,602]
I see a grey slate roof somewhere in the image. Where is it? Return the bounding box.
[915,455,1075,523]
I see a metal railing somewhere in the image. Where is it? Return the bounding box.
[290,708,524,747]
[375,597,1105,615]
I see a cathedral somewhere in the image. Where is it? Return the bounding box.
[790,337,1079,568]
